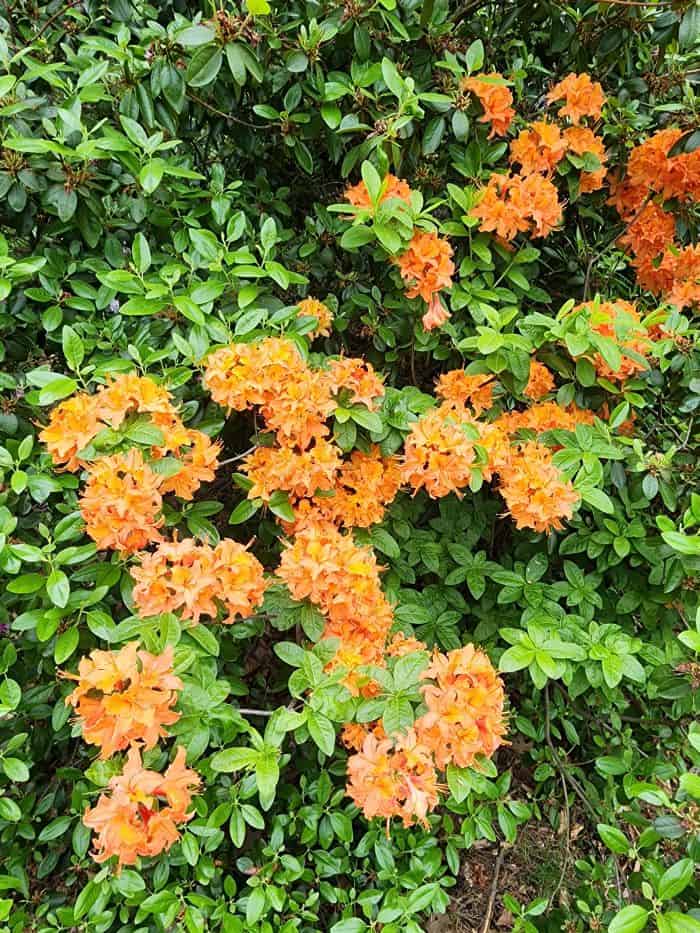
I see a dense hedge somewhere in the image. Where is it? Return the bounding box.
[0,1,698,932]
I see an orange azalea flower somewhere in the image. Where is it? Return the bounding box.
[83,745,200,869]
[203,338,305,412]
[387,631,428,658]
[346,729,440,829]
[563,126,607,192]
[509,121,568,176]
[500,400,595,437]
[524,360,555,400]
[421,297,451,331]
[297,297,333,339]
[98,373,177,428]
[156,430,221,500]
[344,173,413,211]
[39,393,101,472]
[471,172,562,241]
[625,128,687,202]
[63,642,182,758]
[498,441,580,533]
[131,537,268,625]
[461,73,515,138]
[477,420,513,481]
[276,521,394,661]
[546,73,605,124]
[396,231,454,324]
[80,449,163,553]
[312,446,402,529]
[618,202,676,263]
[242,438,342,503]
[323,357,385,410]
[402,407,477,499]
[260,367,335,450]
[341,720,387,752]
[415,644,507,770]
[435,371,494,417]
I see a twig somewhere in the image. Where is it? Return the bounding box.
[187,92,264,130]
[235,707,274,717]
[480,845,506,933]
[218,446,256,467]
[35,0,83,39]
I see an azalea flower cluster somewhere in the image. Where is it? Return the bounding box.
[610,128,700,308]
[472,72,607,242]
[204,337,397,530]
[345,174,454,331]
[62,642,201,869]
[131,537,268,625]
[401,363,588,532]
[345,644,507,829]
[39,373,221,553]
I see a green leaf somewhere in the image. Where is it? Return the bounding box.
[679,4,700,50]
[597,823,630,855]
[139,161,164,194]
[658,858,694,901]
[608,905,649,933]
[307,711,336,756]
[255,750,279,810]
[340,226,375,250]
[246,0,271,12]
[499,645,535,672]
[268,491,295,522]
[210,747,259,772]
[187,47,223,88]
[466,39,484,73]
[46,570,70,608]
[61,326,84,371]
[579,486,614,515]
[1,758,29,783]
[132,233,151,274]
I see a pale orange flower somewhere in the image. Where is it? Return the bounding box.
[202,338,305,412]
[523,360,555,400]
[311,446,402,528]
[156,430,221,500]
[346,729,440,829]
[39,393,101,472]
[422,297,451,331]
[63,642,182,759]
[297,297,333,339]
[547,73,605,124]
[499,400,594,437]
[344,173,413,211]
[415,644,507,770]
[396,231,454,318]
[83,745,200,870]
[131,537,268,625]
[323,357,385,410]
[98,373,177,428]
[402,407,476,498]
[509,121,568,176]
[461,73,515,137]
[435,371,494,416]
[563,126,607,192]
[242,439,342,503]
[618,202,676,262]
[498,441,580,533]
[471,172,562,241]
[341,720,387,752]
[260,367,335,449]
[387,631,428,658]
[276,520,395,672]
[80,449,163,554]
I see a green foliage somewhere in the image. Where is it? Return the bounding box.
[0,1,697,932]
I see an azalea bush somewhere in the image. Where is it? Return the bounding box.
[0,0,699,931]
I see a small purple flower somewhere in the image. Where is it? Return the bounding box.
[109,299,120,313]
